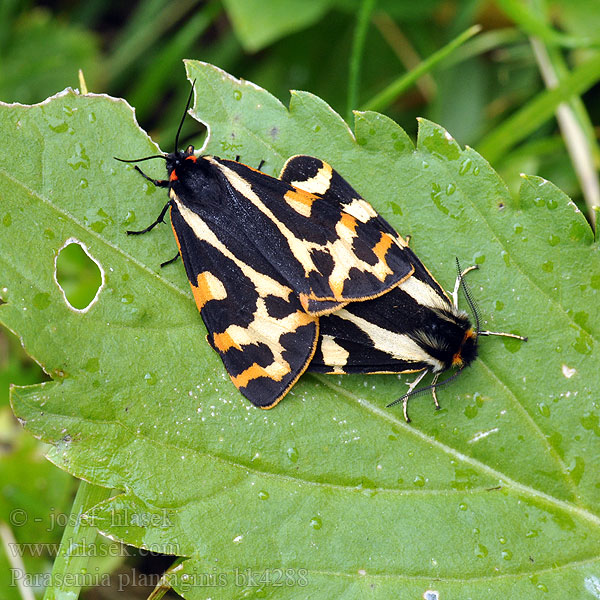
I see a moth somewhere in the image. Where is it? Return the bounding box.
[310,249,527,421]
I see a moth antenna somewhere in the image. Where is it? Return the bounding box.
[175,80,196,151]
[114,155,166,163]
[456,258,481,334]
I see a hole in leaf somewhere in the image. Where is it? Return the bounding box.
[55,239,104,312]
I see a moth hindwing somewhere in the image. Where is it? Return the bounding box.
[121,129,414,408]
[310,252,527,421]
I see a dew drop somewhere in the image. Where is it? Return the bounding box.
[33,293,51,309]
[286,446,299,463]
[525,529,539,538]
[413,475,425,487]
[537,403,550,417]
[542,261,553,273]
[464,404,478,419]
[67,143,91,170]
[123,210,136,226]
[48,118,68,133]
[459,159,471,175]
[309,516,322,530]
[233,90,242,101]
[85,357,100,373]
[573,331,593,355]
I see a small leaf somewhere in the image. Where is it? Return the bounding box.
[221,0,332,52]
[2,62,599,598]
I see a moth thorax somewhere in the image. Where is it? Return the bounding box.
[451,327,478,368]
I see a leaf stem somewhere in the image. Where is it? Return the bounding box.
[347,0,377,123]
[495,0,595,48]
[477,53,600,164]
[361,24,481,113]
[42,480,112,600]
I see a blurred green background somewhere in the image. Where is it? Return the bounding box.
[1,0,598,597]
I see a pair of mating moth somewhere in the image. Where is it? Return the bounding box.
[120,110,525,422]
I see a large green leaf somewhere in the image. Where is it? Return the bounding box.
[2,60,599,599]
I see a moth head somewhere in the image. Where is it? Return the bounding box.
[165,147,196,176]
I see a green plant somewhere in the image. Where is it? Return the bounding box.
[1,60,599,599]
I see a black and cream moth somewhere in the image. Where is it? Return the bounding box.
[121,87,525,419]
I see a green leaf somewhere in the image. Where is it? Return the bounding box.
[221,0,332,52]
[2,61,599,599]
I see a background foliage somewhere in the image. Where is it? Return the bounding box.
[1,1,599,599]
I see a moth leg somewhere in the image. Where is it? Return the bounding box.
[452,265,479,310]
[404,234,411,246]
[402,370,429,423]
[431,373,441,410]
[127,202,170,235]
[479,330,528,341]
[133,165,169,188]
[257,159,265,171]
[387,370,429,422]
[160,252,180,268]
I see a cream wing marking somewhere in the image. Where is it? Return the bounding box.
[320,334,350,371]
[173,194,291,300]
[398,277,451,311]
[287,162,333,194]
[333,309,444,371]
